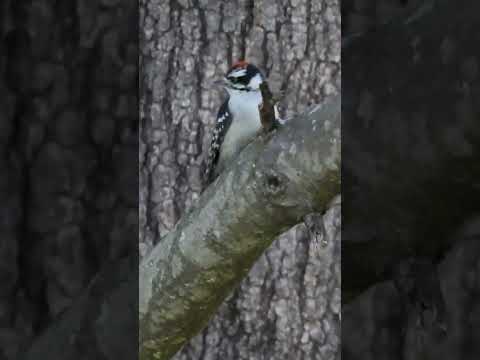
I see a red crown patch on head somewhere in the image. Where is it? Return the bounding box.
[232,60,248,69]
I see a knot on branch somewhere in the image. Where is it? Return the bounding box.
[259,169,287,197]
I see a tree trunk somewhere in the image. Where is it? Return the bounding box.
[139,0,341,359]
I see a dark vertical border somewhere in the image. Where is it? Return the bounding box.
[342,1,480,359]
[0,1,139,359]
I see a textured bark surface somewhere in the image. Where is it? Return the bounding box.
[140,98,340,360]
[0,1,138,359]
[139,0,341,359]
[139,0,341,251]
[176,201,341,360]
[342,0,480,358]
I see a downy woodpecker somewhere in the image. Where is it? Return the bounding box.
[204,61,278,185]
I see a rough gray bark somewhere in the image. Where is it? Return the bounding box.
[139,0,341,251]
[140,0,341,359]
[172,201,341,360]
[140,97,340,360]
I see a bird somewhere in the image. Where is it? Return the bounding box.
[204,60,280,186]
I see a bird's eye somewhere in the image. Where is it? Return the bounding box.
[228,76,246,84]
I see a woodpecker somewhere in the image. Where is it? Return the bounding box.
[204,61,279,185]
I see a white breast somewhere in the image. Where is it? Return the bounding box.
[217,89,262,172]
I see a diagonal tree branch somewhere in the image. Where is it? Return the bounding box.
[139,95,341,360]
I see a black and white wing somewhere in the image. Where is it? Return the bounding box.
[204,99,233,186]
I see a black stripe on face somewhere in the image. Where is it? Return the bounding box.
[227,74,248,87]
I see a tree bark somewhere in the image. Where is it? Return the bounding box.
[139,0,341,252]
[140,97,340,360]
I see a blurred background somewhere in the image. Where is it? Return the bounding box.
[0,1,137,358]
[342,1,480,359]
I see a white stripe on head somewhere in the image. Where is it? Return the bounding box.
[230,68,247,78]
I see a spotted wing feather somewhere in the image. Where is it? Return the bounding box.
[204,100,233,185]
